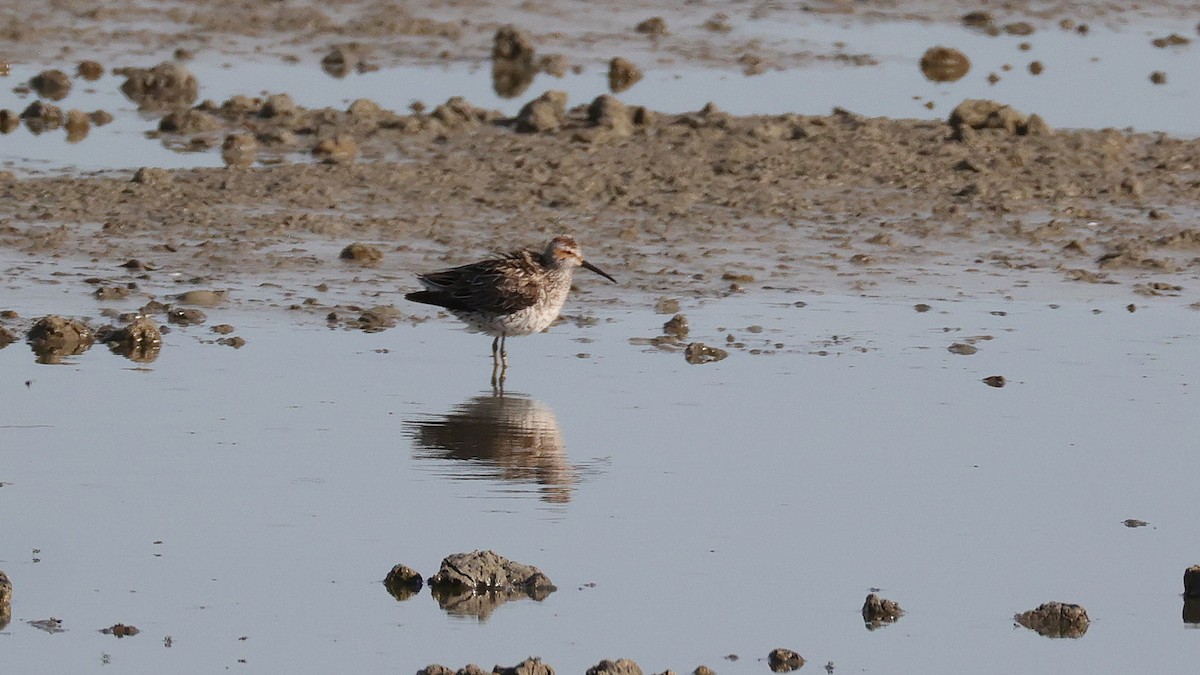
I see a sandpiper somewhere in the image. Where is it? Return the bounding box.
[405,235,616,374]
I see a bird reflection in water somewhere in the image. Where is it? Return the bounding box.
[406,391,576,503]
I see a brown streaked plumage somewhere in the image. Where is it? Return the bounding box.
[405,235,616,377]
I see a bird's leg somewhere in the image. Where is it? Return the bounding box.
[491,336,500,365]
[500,334,508,368]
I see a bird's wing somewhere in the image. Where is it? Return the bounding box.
[418,250,543,313]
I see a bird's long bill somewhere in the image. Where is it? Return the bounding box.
[582,260,617,283]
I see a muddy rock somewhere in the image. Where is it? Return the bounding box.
[492,26,537,98]
[100,623,139,637]
[920,47,970,82]
[948,99,1042,137]
[89,109,114,126]
[321,43,375,78]
[1150,71,1167,85]
[384,564,423,600]
[97,316,163,363]
[982,375,1006,387]
[494,657,554,675]
[431,96,499,129]
[64,109,90,142]
[1004,22,1035,36]
[0,109,19,133]
[30,69,71,100]
[0,569,9,630]
[961,11,994,29]
[175,290,227,307]
[261,93,298,118]
[493,25,535,64]
[76,60,104,81]
[586,95,634,137]
[767,649,804,672]
[167,307,207,326]
[349,305,400,332]
[655,298,681,314]
[862,593,904,629]
[340,242,383,263]
[1152,33,1190,48]
[428,550,555,619]
[347,98,383,117]
[685,342,728,364]
[131,167,171,185]
[158,108,222,133]
[219,336,246,348]
[635,17,668,36]
[28,315,94,363]
[0,325,15,348]
[537,54,568,77]
[221,133,258,167]
[20,100,64,133]
[1014,601,1090,638]
[947,342,977,355]
[429,550,555,594]
[116,62,200,110]
[1184,565,1200,597]
[514,91,567,133]
[587,659,642,675]
[313,135,358,164]
[693,667,716,675]
[662,313,689,338]
[608,57,643,93]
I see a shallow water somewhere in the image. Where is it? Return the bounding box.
[1,14,1199,174]
[2,265,1199,672]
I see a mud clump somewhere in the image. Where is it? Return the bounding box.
[662,313,689,338]
[20,101,64,134]
[100,623,139,637]
[76,60,104,81]
[0,109,19,133]
[1150,71,1167,85]
[340,242,383,263]
[0,325,15,348]
[429,550,555,594]
[515,91,567,133]
[0,570,10,631]
[97,316,163,363]
[168,307,207,326]
[1015,601,1090,638]
[30,69,71,100]
[428,550,556,620]
[635,17,667,36]
[221,133,258,167]
[27,315,94,363]
[494,657,554,675]
[158,108,222,134]
[492,26,537,98]
[175,290,227,307]
[767,648,804,672]
[1152,33,1190,48]
[685,342,728,364]
[116,62,199,110]
[313,134,358,163]
[920,47,970,82]
[982,375,1006,387]
[65,109,90,142]
[947,342,977,355]
[383,563,423,601]
[862,593,904,629]
[587,658,642,675]
[321,43,377,78]
[948,99,1050,138]
[608,57,643,93]
[131,167,171,185]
